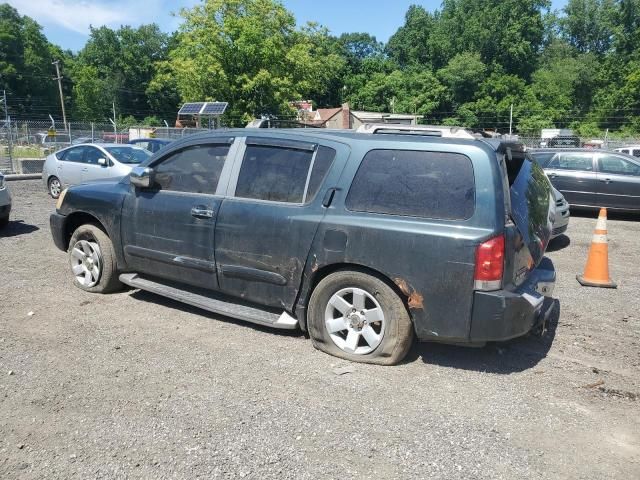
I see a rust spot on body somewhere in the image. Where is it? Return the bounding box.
[394,277,424,310]
[408,291,424,310]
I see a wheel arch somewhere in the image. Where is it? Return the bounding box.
[297,262,414,331]
[63,211,109,250]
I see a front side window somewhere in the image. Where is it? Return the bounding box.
[154,144,230,194]
[345,149,476,220]
[549,153,594,171]
[598,155,640,176]
[85,147,105,165]
[235,144,315,203]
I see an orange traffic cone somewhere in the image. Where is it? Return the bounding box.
[577,208,617,288]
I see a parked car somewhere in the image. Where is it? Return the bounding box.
[49,130,556,365]
[0,172,11,228]
[547,135,582,148]
[128,138,173,153]
[72,136,98,145]
[530,148,640,211]
[552,187,570,238]
[42,143,151,198]
[614,145,640,158]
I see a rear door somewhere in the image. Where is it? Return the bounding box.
[214,136,343,310]
[121,139,237,290]
[544,152,598,206]
[595,153,640,210]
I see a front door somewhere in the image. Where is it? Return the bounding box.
[121,141,236,290]
[81,146,111,183]
[545,152,599,206]
[214,136,344,310]
[596,153,640,210]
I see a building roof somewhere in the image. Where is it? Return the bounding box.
[314,107,343,122]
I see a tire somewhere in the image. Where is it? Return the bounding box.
[0,215,8,229]
[307,269,414,365]
[67,224,122,293]
[48,176,62,199]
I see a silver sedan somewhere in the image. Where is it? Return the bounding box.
[42,143,152,198]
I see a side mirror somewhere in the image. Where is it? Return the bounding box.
[97,158,108,167]
[130,166,154,188]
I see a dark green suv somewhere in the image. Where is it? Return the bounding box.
[50,130,556,365]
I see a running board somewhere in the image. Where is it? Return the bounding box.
[119,273,299,330]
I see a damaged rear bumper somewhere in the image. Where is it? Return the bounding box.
[469,257,556,342]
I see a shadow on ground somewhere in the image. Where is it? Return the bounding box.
[0,220,39,238]
[406,299,561,374]
[547,234,570,252]
[129,289,306,338]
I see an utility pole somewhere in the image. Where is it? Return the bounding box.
[509,103,514,136]
[52,60,67,132]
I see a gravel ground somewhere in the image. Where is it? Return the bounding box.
[1,179,639,479]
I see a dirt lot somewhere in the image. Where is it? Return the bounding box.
[1,179,639,479]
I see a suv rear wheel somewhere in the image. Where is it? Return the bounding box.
[308,270,414,365]
[68,224,122,293]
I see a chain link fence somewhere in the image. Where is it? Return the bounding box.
[3,119,640,175]
[0,120,214,175]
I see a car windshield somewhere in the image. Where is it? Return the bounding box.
[105,146,151,164]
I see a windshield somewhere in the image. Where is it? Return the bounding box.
[105,146,151,164]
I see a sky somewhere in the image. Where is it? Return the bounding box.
[8,0,569,52]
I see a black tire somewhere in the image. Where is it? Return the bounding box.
[67,224,122,293]
[48,176,62,199]
[307,269,414,365]
[0,215,8,229]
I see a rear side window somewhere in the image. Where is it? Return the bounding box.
[346,149,475,220]
[154,144,230,194]
[234,144,336,203]
[548,153,594,171]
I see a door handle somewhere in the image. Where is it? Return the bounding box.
[191,206,214,219]
[600,178,612,184]
[82,168,88,172]
[548,173,557,178]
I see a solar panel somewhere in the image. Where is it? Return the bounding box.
[178,102,205,115]
[201,102,228,115]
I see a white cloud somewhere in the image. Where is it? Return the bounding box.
[8,0,166,34]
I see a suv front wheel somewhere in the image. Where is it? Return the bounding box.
[308,270,414,365]
[68,224,122,293]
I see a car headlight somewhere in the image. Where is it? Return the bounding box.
[56,188,68,209]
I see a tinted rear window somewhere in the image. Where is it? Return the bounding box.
[346,149,475,220]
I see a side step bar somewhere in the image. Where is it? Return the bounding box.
[119,273,299,330]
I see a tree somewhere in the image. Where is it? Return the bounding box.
[72,24,170,121]
[561,0,617,54]
[0,4,67,119]
[154,0,344,124]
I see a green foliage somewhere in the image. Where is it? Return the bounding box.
[2,0,640,135]
[0,4,66,119]
[71,23,170,121]
[151,0,344,125]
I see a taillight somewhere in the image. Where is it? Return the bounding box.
[474,235,505,291]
